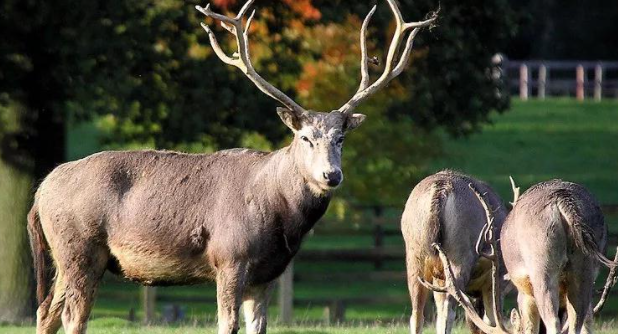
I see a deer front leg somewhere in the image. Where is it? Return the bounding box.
[216,262,248,334]
[243,282,275,334]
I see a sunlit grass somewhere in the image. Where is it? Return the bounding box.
[2,318,618,334]
[433,98,618,204]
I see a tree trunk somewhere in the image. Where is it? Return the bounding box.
[0,147,35,323]
[0,103,65,324]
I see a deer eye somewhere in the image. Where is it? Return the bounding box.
[300,136,313,147]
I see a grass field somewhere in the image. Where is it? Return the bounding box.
[2,318,618,334]
[2,98,618,332]
[433,98,618,204]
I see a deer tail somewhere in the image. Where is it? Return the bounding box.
[27,195,52,305]
[557,196,617,268]
[427,179,451,253]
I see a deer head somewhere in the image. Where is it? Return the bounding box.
[196,0,437,194]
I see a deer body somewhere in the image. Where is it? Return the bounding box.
[29,110,356,334]
[502,180,612,334]
[28,1,437,333]
[402,170,507,334]
[37,148,328,286]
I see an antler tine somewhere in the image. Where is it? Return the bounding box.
[468,183,512,334]
[357,5,377,93]
[339,0,438,114]
[244,9,256,34]
[235,0,255,19]
[196,1,307,116]
[509,176,520,206]
[418,243,510,334]
[593,246,618,314]
[469,184,497,260]
[475,222,491,257]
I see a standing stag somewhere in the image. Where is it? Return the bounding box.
[401,170,508,334]
[421,179,618,334]
[27,1,438,333]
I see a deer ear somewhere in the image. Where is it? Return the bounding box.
[277,107,303,131]
[344,113,366,132]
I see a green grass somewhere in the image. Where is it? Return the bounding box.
[433,98,618,204]
[3,319,618,334]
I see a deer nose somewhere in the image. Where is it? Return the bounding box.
[322,170,342,187]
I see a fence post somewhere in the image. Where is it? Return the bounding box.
[519,64,529,101]
[576,65,585,101]
[323,300,346,325]
[594,64,603,101]
[538,65,547,99]
[373,206,384,270]
[142,286,157,324]
[279,261,294,325]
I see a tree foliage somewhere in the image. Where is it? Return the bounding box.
[506,0,618,59]
[289,0,515,204]
[1,0,516,207]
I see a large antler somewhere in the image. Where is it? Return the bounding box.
[195,1,307,116]
[338,0,438,114]
[418,184,513,334]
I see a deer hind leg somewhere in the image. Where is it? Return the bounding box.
[407,272,429,334]
[580,307,593,334]
[517,292,541,334]
[530,273,562,334]
[433,288,456,334]
[566,263,596,334]
[408,268,429,334]
[36,271,66,334]
[60,245,108,334]
[216,262,248,334]
[435,262,470,334]
[242,282,275,334]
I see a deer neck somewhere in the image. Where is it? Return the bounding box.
[262,145,332,232]
[271,144,333,203]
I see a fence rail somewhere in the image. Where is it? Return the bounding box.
[498,58,618,100]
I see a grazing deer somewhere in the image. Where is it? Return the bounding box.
[420,180,618,334]
[27,1,437,334]
[401,170,508,334]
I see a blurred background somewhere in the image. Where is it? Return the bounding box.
[1,0,617,330]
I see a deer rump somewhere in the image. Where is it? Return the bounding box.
[402,170,508,334]
[501,180,615,332]
[403,171,506,291]
[503,180,612,294]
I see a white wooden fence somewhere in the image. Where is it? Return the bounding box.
[497,57,618,100]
